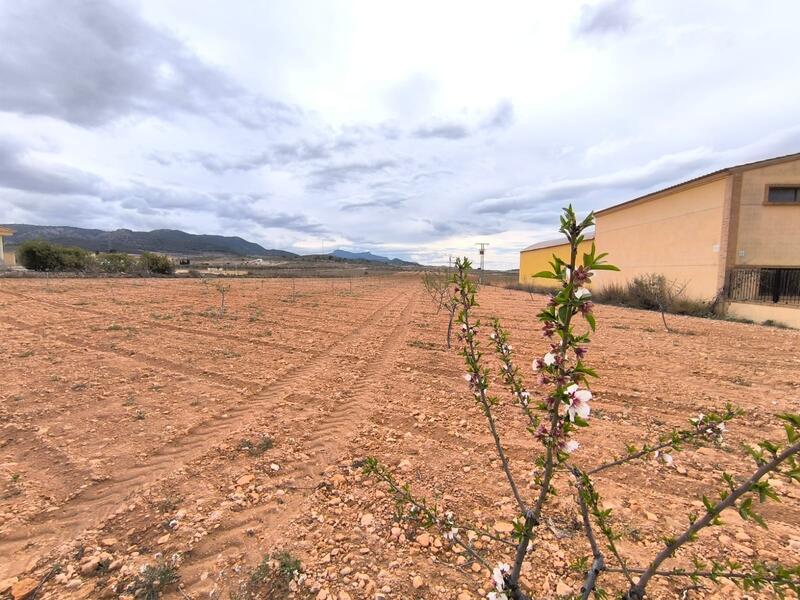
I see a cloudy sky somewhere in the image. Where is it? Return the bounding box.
[1,1,799,268]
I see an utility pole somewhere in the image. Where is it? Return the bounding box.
[476,243,489,283]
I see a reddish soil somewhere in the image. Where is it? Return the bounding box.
[0,277,798,599]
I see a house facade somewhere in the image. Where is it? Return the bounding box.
[518,153,800,327]
[0,227,14,267]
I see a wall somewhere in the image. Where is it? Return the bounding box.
[593,177,727,300]
[519,239,594,287]
[733,158,800,267]
[727,302,800,329]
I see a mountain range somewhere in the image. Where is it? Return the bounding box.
[1,225,296,257]
[330,249,417,266]
[1,224,419,265]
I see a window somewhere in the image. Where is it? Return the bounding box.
[766,186,800,204]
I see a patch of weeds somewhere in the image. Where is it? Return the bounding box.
[123,395,136,406]
[610,324,629,330]
[150,313,173,321]
[407,339,440,351]
[156,494,182,513]
[272,551,302,579]
[107,323,123,331]
[763,319,789,329]
[233,552,305,600]
[17,349,34,358]
[128,561,179,600]
[71,382,88,391]
[240,435,273,456]
[730,375,751,387]
[134,409,146,420]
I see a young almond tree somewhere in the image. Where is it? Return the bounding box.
[421,270,459,348]
[365,206,800,599]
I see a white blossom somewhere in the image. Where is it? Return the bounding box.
[566,383,592,421]
[563,439,580,454]
[543,352,557,367]
[492,563,511,591]
[574,287,591,299]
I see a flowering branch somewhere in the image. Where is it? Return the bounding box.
[624,435,800,600]
[455,262,528,516]
[588,405,740,476]
[363,457,495,571]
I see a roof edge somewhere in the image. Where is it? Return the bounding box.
[521,230,594,253]
[596,151,800,216]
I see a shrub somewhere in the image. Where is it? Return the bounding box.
[592,273,713,317]
[139,252,174,275]
[16,240,93,271]
[96,252,137,273]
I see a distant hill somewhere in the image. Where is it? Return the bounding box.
[1,225,297,258]
[330,249,418,266]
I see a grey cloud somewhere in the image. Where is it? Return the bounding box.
[339,196,407,212]
[575,0,637,37]
[157,141,333,174]
[0,138,103,196]
[308,159,397,190]
[214,195,328,234]
[0,0,297,128]
[474,149,714,214]
[413,123,470,140]
[483,100,514,129]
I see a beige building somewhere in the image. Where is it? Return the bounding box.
[520,152,800,327]
[0,227,14,266]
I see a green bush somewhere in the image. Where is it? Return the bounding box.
[16,240,93,271]
[139,252,174,275]
[96,252,137,273]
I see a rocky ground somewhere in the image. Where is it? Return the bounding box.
[0,276,798,600]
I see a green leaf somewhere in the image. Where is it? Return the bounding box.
[585,312,596,331]
[532,270,557,279]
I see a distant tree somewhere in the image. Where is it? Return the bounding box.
[139,252,174,275]
[17,240,92,271]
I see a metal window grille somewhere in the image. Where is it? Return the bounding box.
[726,267,800,304]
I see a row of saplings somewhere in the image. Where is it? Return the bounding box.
[16,240,174,274]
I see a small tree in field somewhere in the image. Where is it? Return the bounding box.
[213,282,231,318]
[422,270,458,348]
[366,206,800,599]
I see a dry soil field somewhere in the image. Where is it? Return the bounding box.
[0,276,798,600]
